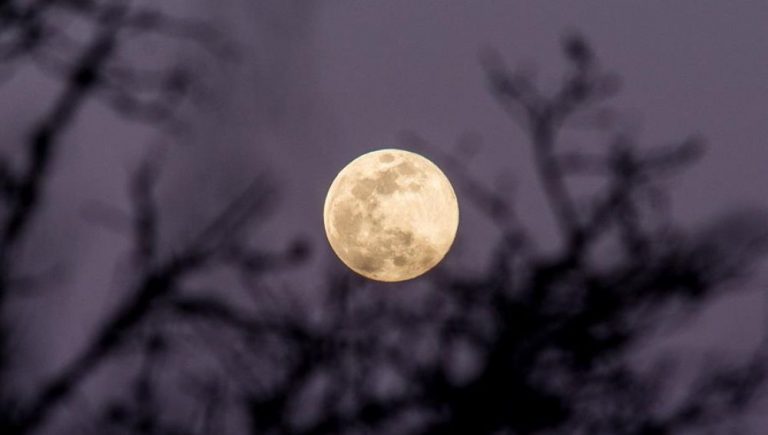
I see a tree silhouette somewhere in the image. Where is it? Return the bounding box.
[149,34,767,435]
[0,1,302,434]
[0,4,766,434]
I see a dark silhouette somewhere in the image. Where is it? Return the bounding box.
[0,1,302,434]
[0,3,766,434]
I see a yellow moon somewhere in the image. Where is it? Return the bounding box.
[323,149,459,282]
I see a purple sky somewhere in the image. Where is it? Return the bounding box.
[301,2,768,426]
[5,0,767,430]
[311,1,768,223]
[290,0,768,360]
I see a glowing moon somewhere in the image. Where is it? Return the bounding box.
[323,149,459,282]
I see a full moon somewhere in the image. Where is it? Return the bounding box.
[323,149,459,282]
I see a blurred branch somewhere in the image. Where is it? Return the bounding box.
[130,152,163,271]
[1,0,130,252]
[403,131,532,257]
[13,175,278,434]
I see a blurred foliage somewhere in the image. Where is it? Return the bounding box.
[0,3,767,434]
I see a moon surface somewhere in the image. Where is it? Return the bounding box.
[323,149,459,282]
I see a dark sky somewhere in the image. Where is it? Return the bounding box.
[309,3,768,425]
[8,0,767,428]
[267,2,768,427]
[312,1,768,223]
[307,0,768,360]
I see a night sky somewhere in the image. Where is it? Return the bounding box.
[2,1,767,433]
